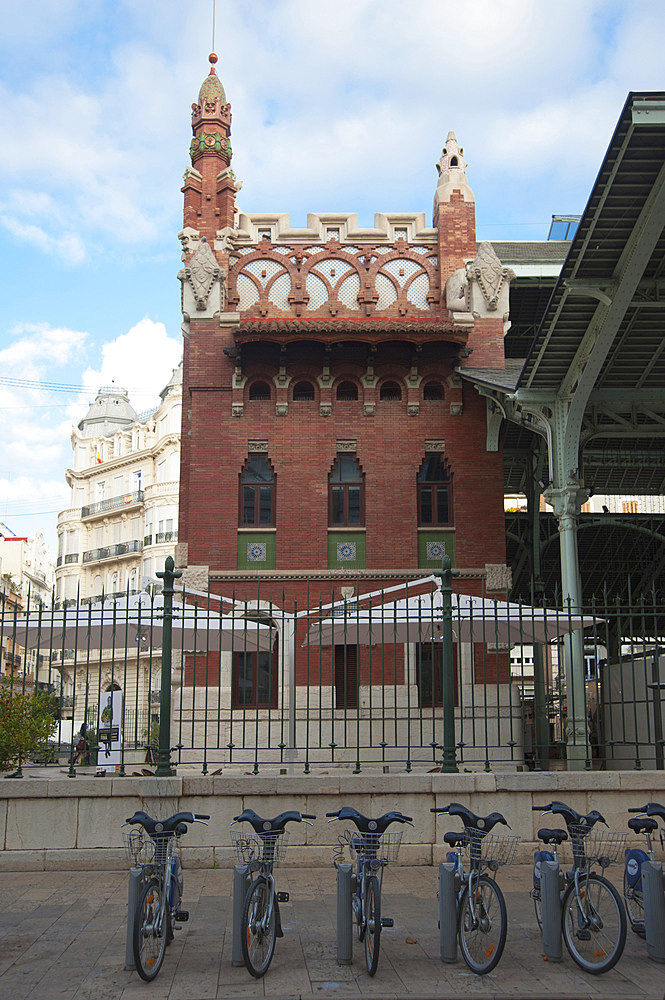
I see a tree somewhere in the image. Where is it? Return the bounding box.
[0,679,58,772]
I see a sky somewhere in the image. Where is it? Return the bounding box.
[0,0,664,554]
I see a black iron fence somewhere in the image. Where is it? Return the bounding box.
[1,559,663,775]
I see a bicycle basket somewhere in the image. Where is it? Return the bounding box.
[569,825,626,866]
[231,830,289,865]
[345,829,403,864]
[466,828,519,868]
[123,829,156,866]
[123,829,178,867]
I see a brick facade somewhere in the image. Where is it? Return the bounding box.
[177,58,512,695]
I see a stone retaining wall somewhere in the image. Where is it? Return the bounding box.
[1,770,664,871]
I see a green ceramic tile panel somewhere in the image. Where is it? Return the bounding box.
[237,533,276,569]
[418,531,455,568]
[327,532,366,569]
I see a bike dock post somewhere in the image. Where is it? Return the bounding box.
[438,863,457,963]
[540,859,562,961]
[124,867,142,971]
[642,860,665,963]
[231,864,251,966]
[336,864,353,964]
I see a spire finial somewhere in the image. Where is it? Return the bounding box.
[209,52,218,75]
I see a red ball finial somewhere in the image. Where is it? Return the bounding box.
[209,52,218,65]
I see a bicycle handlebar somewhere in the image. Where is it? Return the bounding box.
[125,810,209,835]
[531,801,607,829]
[628,802,665,821]
[233,808,316,833]
[326,807,413,833]
[431,802,510,832]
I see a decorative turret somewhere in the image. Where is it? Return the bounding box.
[433,129,476,266]
[182,53,237,239]
[434,131,474,218]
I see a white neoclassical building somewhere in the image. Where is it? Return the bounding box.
[55,364,182,604]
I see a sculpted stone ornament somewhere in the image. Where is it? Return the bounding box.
[178,226,201,260]
[178,237,227,311]
[215,227,237,252]
[466,242,515,313]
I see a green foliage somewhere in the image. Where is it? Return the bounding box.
[0,679,58,771]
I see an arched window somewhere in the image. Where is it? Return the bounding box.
[417,454,452,525]
[292,380,315,401]
[249,380,271,401]
[239,455,275,526]
[336,380,358,401]
[423,380,444,400]
[379,380,402,401]
[329,455,364,526]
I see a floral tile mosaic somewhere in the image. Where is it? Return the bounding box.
[247,542,267,562]
[426,540,446,561]
[336,541,357,562]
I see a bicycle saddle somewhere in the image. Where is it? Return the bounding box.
[326,806,413,834]
[125,810,210,836]
[431,802,509,833]
[233,808,316,833]
[532,801,606,830]
[538,827,568,845]
[443,831,467,848]
[628,816,658,835]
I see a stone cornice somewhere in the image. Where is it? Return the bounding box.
[209,567,486,582]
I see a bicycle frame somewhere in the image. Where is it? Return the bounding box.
[354,844,386,929]
[449,838,494,928]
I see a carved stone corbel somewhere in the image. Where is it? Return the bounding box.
[178,238,227,312]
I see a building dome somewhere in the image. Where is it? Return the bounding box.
[198,61,226,106]
[78,387,137,438]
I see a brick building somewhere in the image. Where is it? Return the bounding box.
[174,56,516,761]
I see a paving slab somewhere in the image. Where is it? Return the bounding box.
[0,866,663,999]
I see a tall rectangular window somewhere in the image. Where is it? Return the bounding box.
[232,650,277,708]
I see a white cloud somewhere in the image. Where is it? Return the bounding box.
[81,318,182,412]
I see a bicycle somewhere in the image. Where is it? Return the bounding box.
[327,806,412,976]
[531,800,627,974]
[624,801,665,937]
[432,802,517,974]
[231,808,316,978]
[123,808,210,981]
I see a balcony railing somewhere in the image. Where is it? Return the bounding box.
[81,490,144,518]
[64,553,79,564]
[82,540,142,564]
[144,531,178,546]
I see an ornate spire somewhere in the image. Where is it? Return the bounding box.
[183,52,237,237]
[190,53,232,168]
[436,131,467,177]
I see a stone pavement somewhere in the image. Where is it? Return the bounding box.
[1,865,664,1000]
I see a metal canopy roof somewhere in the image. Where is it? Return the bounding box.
[507,511,665,603]
[466,92,665,499]
[464,94,665,600]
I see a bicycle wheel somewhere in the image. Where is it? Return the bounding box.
[458,874,507,975]
[623,869,645,936]
[241,877,276,978]
[562,873,626,974]
[532,888,542,931]
[133,877,168,981]
[364,875,381,977]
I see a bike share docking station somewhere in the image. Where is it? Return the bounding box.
[438,862,457,963]
[641,860,665,963]
[539,859,563,962]
[336,864,354,964]
[232,864,252,966]
[125,866,143,971]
